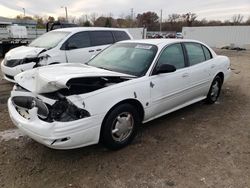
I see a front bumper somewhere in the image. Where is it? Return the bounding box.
[8,98,104,149]
[1,60,36,82]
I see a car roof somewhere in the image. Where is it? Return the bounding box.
[52,27,129,33]
[118,39,202,46]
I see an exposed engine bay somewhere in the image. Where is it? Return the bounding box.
[43,76,130,97]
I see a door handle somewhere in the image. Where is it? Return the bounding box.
[96,49,102,52]
[89,50,94,53]
[182,73,189,78]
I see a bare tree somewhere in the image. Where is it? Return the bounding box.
[246,16,250,24]
[183,12,197,26]
[90,13,98,24]
[68,16,77,24]
[232,14,244,25]
[168,13,181,24]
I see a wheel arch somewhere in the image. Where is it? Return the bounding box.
[99,98,144,141]
[216,72,224,83]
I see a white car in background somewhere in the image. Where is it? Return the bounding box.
[1,27,132,82]
[8,39,231,150]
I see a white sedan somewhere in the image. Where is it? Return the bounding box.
[8,39,231,150]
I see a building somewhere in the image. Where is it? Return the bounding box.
[0,16,37,29]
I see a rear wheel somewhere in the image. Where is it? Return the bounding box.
[100,104,140,150]
[206,75,222,104]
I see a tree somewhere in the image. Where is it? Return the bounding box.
[168,14,181,24]
[33,15,44,28]
[57,16,66,22]
[48,16,55,22]
[183,12,197,26]
[83,20,91,26]
[246,16,250,25]
[117,18,130,27]
[136,11,159,30]
[232,14,244,25]
[105,17,112,27]
[16,15,33,20]
[90,13,98,24]
[94,16,107,26]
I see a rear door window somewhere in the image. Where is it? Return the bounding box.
[184,43,206,66]
[113,31,130,42]
[90,31,114,46]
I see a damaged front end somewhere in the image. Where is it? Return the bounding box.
[8,66,135,148]
[11,63,134,124]
[11,87,90,123]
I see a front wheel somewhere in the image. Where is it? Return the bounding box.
[100,104,140,150]
[206,75,222,104]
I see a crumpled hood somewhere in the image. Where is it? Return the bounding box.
[5,46,45,60]
[15,63,134,94]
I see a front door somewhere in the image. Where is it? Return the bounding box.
[64,31,94,63]
[149,43,191,118]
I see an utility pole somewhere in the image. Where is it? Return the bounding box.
[130,8,134,28]
[65,7,68,22]
[61,6,68,22]
[22,8,25,17]
[160,9,162,32]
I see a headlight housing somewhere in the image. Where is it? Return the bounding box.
[4,57,39,67]
[4,59,23,67]
[50,98,90,122]
[37,54,50,66]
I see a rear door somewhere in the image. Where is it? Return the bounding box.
[182,42,212,99]
[89,31,115,56]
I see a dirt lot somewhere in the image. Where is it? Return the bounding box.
[0,50,249,188]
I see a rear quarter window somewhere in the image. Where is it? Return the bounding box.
[90,31,114,46]
[185,43,206,66]
[202,45,213,60]
[113,31,130,42]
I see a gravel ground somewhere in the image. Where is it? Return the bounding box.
[0,49,249,188]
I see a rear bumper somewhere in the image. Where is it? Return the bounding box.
[8,98,104,149]
[224,68,231,82]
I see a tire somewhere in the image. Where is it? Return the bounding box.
[206,75,222,104]
[100,103,140,150]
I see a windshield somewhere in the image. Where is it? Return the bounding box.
[88,43,158,77]
[29,31,70,49]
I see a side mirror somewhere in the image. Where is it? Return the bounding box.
[155,64,176,74]
[66,43,78,50]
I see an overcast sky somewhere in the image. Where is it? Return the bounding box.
[0,0,250,21]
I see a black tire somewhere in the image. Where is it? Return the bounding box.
[206,75,222,104]
[100,103,140,150]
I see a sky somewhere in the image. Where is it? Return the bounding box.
[0,0,249,21]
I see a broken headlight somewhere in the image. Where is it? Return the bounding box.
[50,98,90,122]
[37,54,50,66]
[4,59,23,67]
[4,57,39,68]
